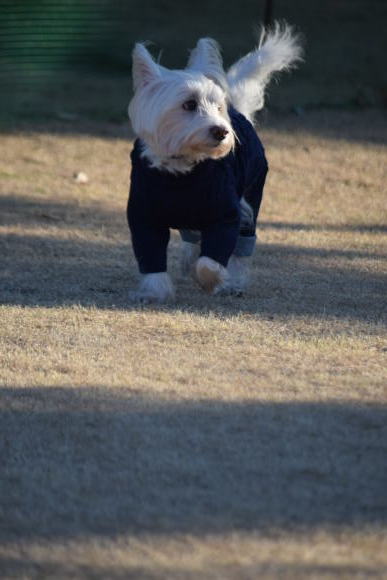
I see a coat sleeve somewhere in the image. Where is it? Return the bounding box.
[200,174,241,267]
[128,214,170,274]
[127,151,170,274]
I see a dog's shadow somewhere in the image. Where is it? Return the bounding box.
[0,193,386,322]
[1,385,387,544]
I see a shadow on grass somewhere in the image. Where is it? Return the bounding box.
[261,108,387,147]
[1,386,387,544]
[0,557,383,580]
[2,108,387,147]
[1,193,386,322]
[260,221,387,235]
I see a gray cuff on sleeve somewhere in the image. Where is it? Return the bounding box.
[233,234,256,257]
[180,230,256,257]
[179,229,201,244]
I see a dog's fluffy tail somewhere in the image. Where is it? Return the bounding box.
[227,22,302,121]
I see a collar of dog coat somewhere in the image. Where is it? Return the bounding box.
[140,144,201,174]
[162,154,198,170]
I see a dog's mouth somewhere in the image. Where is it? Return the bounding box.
[187,134,234,157]
[150,125,235,172]
[161,141,232,172]
[207,138,234,157]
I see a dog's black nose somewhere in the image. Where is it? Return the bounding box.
[210,125,229,141]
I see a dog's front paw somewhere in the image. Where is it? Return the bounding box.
[195,256,228,294]
[129,272,175,303]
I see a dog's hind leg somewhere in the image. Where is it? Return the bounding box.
[240,196,255,233]
[215,255,251,295]
[179,229,201,277]
[180,241,200,277]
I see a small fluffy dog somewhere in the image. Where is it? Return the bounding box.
[127,23,302,302]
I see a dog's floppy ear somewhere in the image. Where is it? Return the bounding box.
[132,43,161,90]
[186,38,227,90]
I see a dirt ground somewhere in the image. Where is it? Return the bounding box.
[0,109,387,579]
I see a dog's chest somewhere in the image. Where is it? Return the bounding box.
[135,157,239,229]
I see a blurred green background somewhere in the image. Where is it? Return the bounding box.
[1,0,386,125]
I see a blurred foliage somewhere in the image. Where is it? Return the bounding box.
[0,0,386,123]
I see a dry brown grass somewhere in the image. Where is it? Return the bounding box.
[1,110,387,579]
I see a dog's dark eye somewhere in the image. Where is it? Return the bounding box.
[182,99,197,112]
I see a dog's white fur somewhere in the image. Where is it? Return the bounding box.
[227,23,302,120]
[129,272,176,303]
[128,23,302,302]
[129,58,235,174]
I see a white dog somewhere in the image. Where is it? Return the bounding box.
[127,23,302,302]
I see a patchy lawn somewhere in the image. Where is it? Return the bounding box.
[0,109,386,579]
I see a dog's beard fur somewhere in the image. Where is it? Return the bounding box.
[129,72,235,173]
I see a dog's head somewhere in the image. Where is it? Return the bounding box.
[128,40,235,172]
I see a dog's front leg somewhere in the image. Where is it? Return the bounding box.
[128,222,175,303]
[194,222,240,293]
[195,256,229,293]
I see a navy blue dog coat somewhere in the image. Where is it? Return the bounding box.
[127,107,268,274]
